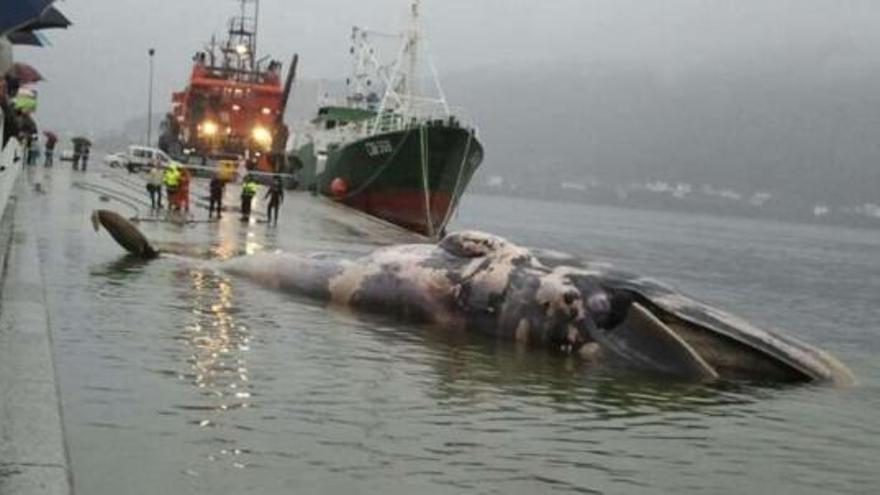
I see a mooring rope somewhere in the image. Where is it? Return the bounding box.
[418,124,434,238]
[438,128,475,234]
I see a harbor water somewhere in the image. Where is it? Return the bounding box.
[17,166,880,494]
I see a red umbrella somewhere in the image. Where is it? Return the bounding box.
[10,62,44,83]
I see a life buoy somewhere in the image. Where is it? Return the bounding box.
[330,177,347,198]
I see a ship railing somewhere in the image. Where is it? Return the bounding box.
[289,102,479,152]
[292,124,370,153]
[366,104,477,134]
[201,65,280,86]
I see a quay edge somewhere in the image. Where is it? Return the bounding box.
[0,131,73,494]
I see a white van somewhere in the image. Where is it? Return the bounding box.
[128,146,171,172]
[109,146,171,172]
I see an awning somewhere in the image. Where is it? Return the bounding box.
[18,6,71,32]
[5,4,69,48]
[0,0,55,36]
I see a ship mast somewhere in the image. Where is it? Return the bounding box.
[346,0,451,134]
[348,27,373,108]
[404,0,420,116]
[253,0,260,65]
[224,0,259,78]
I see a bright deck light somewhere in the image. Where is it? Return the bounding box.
[201,121,219,136]
[252,126,272,148]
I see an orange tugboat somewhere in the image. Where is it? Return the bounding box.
[160,0,297,174]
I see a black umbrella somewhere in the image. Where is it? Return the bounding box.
[0,0,54,35]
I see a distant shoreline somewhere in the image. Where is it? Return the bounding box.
[467,187,880,233]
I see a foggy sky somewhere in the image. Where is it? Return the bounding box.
[17,0,880,135]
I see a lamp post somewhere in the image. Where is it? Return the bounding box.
[147,48,155,146]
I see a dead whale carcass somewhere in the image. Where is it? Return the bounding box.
[91,210,854,386]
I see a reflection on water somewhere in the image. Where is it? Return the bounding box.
[178,267,253,470]
[91,255,153,279]
[342,310,767,419]
[21,169,880,494]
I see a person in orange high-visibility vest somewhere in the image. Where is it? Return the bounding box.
[178,166,192,212]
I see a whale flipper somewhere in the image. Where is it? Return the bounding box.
[592,302,719,381]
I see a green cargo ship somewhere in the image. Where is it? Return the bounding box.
[291,2,483,237]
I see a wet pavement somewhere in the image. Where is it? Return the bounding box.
[0,195,70,495]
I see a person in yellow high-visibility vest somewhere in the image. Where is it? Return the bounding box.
[240,174,258,221]
[163,162,182,211]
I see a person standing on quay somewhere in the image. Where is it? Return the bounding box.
[71,143,81,171]
[146,165,163,209]
[43,132,56,167]
[163,161,181,210]
[240,175,258,222]
[208,174,225,219]
[178,165,191,212]
[265,177,284,225]
[80,142,90,171]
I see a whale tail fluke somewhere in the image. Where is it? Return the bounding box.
[92,210,159,259]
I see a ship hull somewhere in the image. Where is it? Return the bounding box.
[299,124,483,237]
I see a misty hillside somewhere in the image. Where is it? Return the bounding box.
[440,59,880,209]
